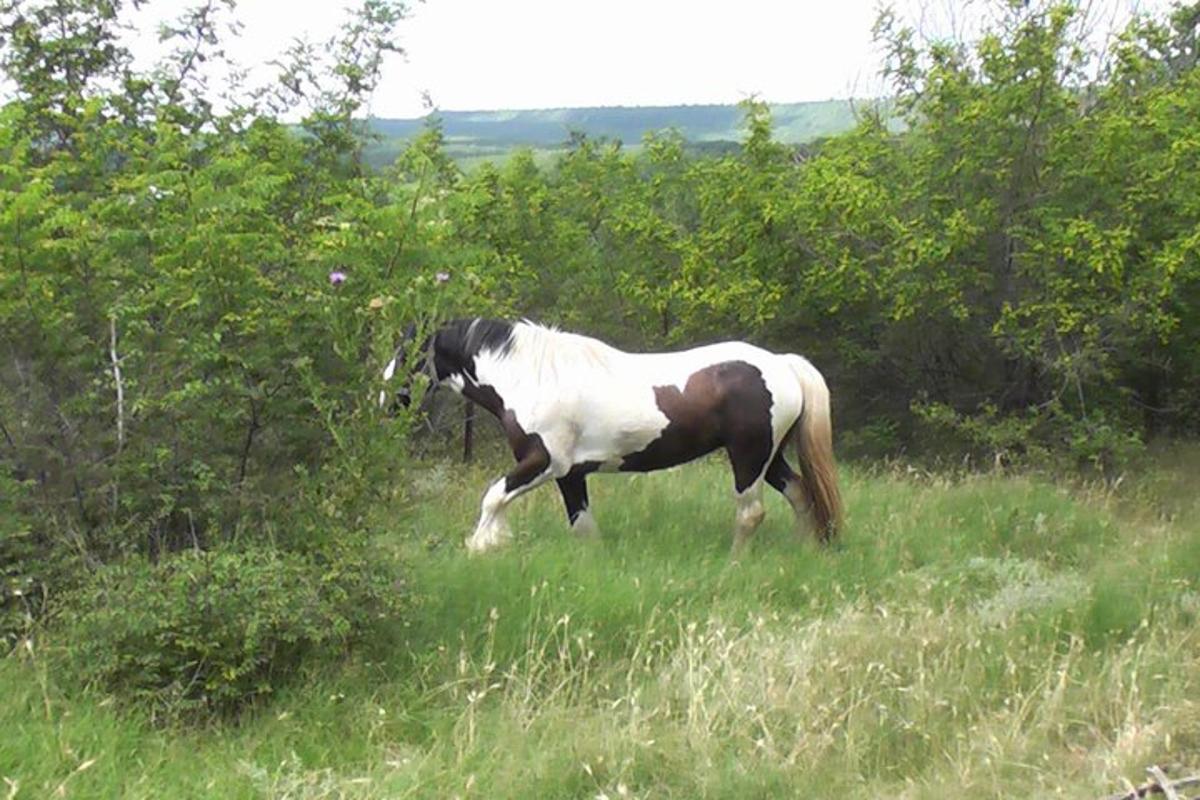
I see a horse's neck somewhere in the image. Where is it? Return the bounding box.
[484,326,621,399]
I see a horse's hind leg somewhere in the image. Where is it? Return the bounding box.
[732,479,766,554]
[727,437,771,554]
[765,450,810,536]
[556,471,599,539]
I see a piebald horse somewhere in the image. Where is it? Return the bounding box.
[382,319,842,554]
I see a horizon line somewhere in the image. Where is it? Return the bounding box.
[368,96,874,122]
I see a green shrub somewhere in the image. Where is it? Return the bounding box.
[912,400,1144,473]
[0,524,34,654]
[60,544,400,721]
[0,468,47,653]
[838,418,902,459]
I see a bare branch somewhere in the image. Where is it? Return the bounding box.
[1104,771,1200,800]
[109,316,124,454]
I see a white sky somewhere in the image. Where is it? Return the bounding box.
[397,0,891,114]
[58,0,1179,118]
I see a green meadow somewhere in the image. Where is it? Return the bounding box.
[5,452,1200,799]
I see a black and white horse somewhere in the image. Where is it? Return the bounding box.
[382,319,842,553]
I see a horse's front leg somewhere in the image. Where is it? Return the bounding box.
[466,434,553,553]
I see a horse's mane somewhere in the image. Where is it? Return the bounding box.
[505,320,623,384]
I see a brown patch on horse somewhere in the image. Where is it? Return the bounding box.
[621,361,774,491]
[462,383,528,451]
[461,381,549,493]
[503,429,550,493]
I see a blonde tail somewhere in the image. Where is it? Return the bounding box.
[789,356,842,541]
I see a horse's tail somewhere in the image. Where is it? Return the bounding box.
[787,355,842,541]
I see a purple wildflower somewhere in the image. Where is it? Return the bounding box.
[329,270,347,286]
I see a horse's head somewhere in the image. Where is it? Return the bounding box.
[378,323,431,414]
[379,318,516,413]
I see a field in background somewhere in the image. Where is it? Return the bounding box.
[4,450,1200,798]
[363,99,867,168]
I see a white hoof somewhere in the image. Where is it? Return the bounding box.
[466,519,510,553]
[571,510,600,539]
[465,536,501,554]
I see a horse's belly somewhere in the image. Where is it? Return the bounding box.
[569,389,671,465]
[617,437,720,472]
[573,420,668,465]
[575,389,725,473]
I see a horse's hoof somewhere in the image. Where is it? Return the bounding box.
[465,532,508,554]
[570,511,600,539]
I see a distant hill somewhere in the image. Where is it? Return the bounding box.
[364,99,869,168]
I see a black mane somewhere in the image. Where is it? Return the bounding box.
[431,318,515,382]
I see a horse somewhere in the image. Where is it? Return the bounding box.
[382,318,842,554]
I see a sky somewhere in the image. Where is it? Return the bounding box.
[102,0,1175,119]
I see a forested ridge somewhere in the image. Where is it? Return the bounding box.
[2,0,1199,724]
[360,99,861,167]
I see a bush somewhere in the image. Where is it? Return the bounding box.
[0,510,34,654]
[0,467,53,653]
[911,400,1144,473]
[60,544,400,721]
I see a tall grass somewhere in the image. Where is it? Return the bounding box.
[4,455,1200,798]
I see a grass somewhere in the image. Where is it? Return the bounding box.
[4,452,1200,798]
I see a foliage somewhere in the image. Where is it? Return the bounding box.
[856,1,1200,464]
[0,466,39,653]
[60,543,399,721]
[0,0,466,678]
